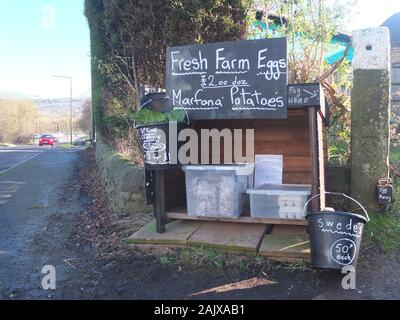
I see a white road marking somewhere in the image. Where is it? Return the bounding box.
[0,151,47,176]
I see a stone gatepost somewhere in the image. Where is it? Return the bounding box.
[351,27,391,211]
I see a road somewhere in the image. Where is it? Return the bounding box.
[0,147,94,299]
[0,147,44,174]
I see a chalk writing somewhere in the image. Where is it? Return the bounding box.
[288,83,323,108]
[317,218,364,239]
[139,127,170,166]
[330,239,357,266]
[166,38,288,120]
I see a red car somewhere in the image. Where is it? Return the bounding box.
[39,135,57,147]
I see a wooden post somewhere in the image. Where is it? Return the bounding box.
[309,107,320,212]
[154,170,166,233]
[317,112,327,210]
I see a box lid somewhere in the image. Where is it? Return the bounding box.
[247,184,312,196]
[182,164,254,176]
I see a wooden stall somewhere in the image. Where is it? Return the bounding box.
[142,38,328,233]
[152,105,328,233]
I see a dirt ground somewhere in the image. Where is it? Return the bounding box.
[69,149,400,300]
[1,148,399,300]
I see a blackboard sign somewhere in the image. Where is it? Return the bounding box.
[139,125,170,169]
[138,123,186,170]
[288,83,324,108]
[377,184,393,204]
[166,38,288,120]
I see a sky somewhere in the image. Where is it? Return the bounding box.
[342,0,400,32]
[0,0,399,99]
[0,0,90,99]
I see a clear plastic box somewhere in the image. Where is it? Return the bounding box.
[182,164,254,219]
[247,184,312,220]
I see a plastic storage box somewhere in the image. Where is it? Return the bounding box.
[183,164,254,219]
[247,184,312,220]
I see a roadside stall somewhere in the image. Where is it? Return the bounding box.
[137,37,328,238]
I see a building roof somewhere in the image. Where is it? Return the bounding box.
[382,12,400,47]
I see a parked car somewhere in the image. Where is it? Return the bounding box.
[39,135,57,147]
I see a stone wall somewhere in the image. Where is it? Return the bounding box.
[95,136,153,216]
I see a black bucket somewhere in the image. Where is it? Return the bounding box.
[140,92,174,113]
[305,193,370,271]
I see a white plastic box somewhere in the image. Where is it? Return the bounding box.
[182,164,254,219]
[247,184,312,220]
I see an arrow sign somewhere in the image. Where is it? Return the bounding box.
[287,82,328,124]
[302,89,318,100]
[287,83,323,108]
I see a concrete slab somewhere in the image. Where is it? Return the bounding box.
[187,222,267,253]
[259,234,311,259]
[127,220,201,245]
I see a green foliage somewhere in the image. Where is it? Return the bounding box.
[247,0,351,83]
[84,0,248,142]
[364,145,400,253]
[131,109,187,126]
[246,1,353,164]
[390,145,400,163]
[365,212,400,253]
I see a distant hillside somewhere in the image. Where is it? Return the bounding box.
[0,92,89,118]
[34,98,87,117]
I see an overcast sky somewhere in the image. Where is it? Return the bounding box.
[0,0,399,99]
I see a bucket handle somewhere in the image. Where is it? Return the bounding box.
[133,97,190,129]
[303,192,370,222]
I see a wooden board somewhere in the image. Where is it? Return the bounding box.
[190,109,312,185]
[127,220,201,245]
[259,234,311,259]
[167,211,308,226]
[187,222,268,253]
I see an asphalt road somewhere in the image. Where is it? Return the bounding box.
[0,147,44,174]
[0,147,92,299]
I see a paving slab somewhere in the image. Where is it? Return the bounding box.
[187,222,267,253]
[259,233,311,259]
[127,220,201,245]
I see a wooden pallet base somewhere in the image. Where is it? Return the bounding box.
[128,220,310,262]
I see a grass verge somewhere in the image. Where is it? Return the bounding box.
[58,143,75,149]
[0,143,17,147]
[365,145,400,253]
[365,212,400,253]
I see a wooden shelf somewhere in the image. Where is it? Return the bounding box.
[166,210,309,227]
